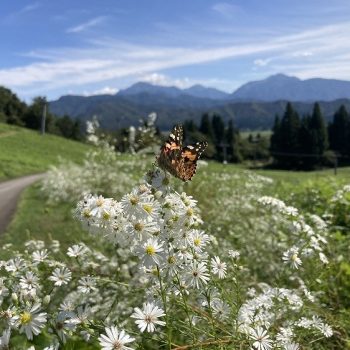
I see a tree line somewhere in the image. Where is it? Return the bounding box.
[0,87,83,140]
[182,114,271,163]
[271,102,350,169]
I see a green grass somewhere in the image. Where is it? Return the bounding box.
[0,122,91,180]
[2,159,350,252]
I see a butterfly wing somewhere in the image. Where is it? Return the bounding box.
[157,125,183,175]
[177,141,208,181]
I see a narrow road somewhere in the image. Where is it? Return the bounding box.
[0,174,45,234]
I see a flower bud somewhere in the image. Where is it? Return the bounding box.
[11,293,18,303]
[43,295,51,305]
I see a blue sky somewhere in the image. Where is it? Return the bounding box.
[1,0,350,101]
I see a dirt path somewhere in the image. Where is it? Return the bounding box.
[0,174,45,234]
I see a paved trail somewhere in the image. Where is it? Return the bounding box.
[0,174,45,234]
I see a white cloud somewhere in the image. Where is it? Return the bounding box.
[83,86,119,96]
[3,21,350,98]
[66,16,106,33]
[139,73,191,88]
[253,58,271,67]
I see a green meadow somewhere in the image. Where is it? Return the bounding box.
[0,122,90,180]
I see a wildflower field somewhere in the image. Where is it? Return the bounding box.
[1,133,350,350]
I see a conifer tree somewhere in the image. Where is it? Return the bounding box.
[275,102,301,167]
[199,113,214,141]
[226,119,241,162]
[212,114,225,144]
[329,105,349,156]
[309,102,328,155]
[270,115,281,153]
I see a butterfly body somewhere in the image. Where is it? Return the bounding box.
[157,125,208,181]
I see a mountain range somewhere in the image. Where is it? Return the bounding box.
[49,74,350,130]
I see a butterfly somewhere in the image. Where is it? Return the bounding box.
[156,125,208,181]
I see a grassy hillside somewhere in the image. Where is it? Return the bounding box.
[0,122,90,180]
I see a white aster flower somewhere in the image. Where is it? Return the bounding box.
[131,302,165,332]
[0,328,10,349]
[318,323,333,337]
[211,256,227,279]
[13,303,47,340]
[98,326,135,350]
[186,261,210,289]
[135,238,164,268]
[32,249,49,263]
[188,230,211,252]
[77,276,98,294]
[228,250,240,259]
[67,244,89,258]
[249,326,273,350]
[19,272,40,294]
[49,267,72,286]
[282,247,302,269]
[5,257,26,273]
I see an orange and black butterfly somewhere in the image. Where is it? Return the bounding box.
[157,125,208,181]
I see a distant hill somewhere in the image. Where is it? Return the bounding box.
[49,74,350,130]
[118,82,230,100]
[231,74,350,101]
[49,94,350,131]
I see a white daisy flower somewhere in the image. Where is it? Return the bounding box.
[211,256,227,279]
[67,244,89,258]
[282,247,302,269]
[135,238,164,268]
[98,326,135,350]
[318,323,333,337]
[77,276,98,294]
[249,326,273,350]
[49,267,72,286]
[32,249,49,263]
[13,303,47,340]
[5,257,26,273]
[284,343,299,350]
[186,261,210,289]
[228,250,240,259]
[188,230,211,252]
[0,328,10,349]
[19,272,40,294]
[127,219,159,241]
[131,302,165,333]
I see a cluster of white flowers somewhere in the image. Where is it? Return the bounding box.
[258,196,299,216]
[238,283,332,349]
[2,157,343,348]
[74,168,215,291]
[258,196,329,269]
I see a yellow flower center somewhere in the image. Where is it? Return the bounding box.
[186,208,194,217]
[130,196,139,205]
[145,245,156,256]
[291,253,298,261]
[103,212,110,220]
[134,223,144,231]
[168,256,176,264]
[83,209,91,218]
[143,205,153,214]
[96,198,104,207]
[194,238,201,246]
[20,311,32,325]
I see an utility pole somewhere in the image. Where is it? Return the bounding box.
[41,102,47,135]
[219,142,229,164]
